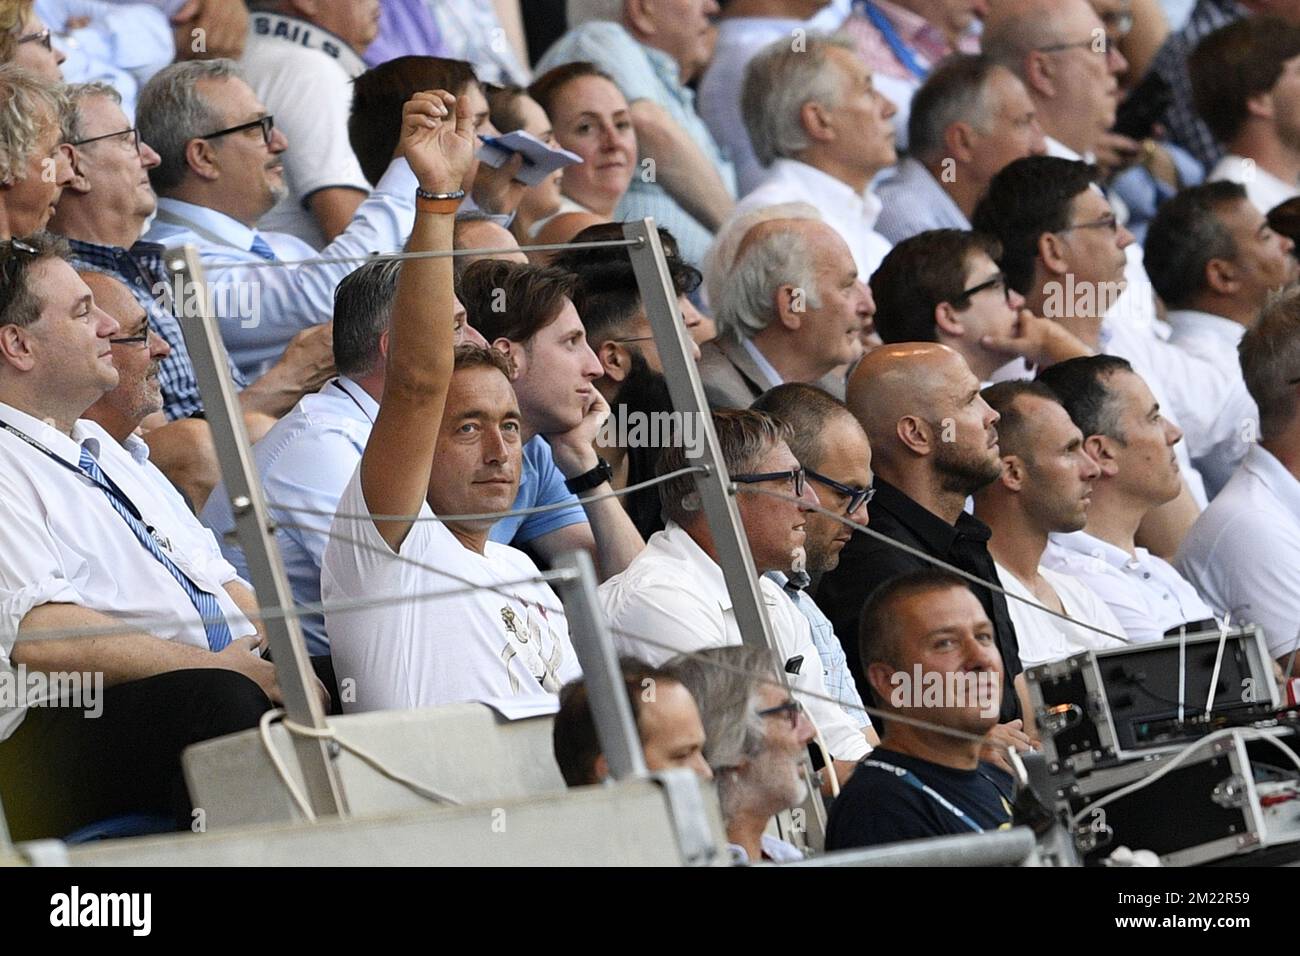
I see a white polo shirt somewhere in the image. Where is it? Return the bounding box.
[598,521,870,762]
[0,402,254,740]
[1209,154,1299,216]
[321,467,582,714]
[994,561,1128,669]
[1043,530,1216,645]
[1176,445,1300,659]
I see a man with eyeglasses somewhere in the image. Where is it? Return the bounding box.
[668,645,817,864]
[0,64,74,241]
[51,82,339,468]
[600,408,873,786]
[975,156,1232,557]
[700,216,874,409]
[138,58,419,378]
[751,383,880,745]
[816,343,1036,774]
[871,228,1091,384]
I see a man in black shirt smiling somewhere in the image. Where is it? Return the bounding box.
[826,570,1016,850]
[816,343,1032,728]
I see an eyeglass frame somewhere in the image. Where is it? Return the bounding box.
[1057,212,1120,235]
[955,271,1013,306]
[198,115,275,147]
[805,469,874,515]
[756,698,804,728]
[731,467,806,498]
[16,27,52,51]
[70,126,141,153]
[1035,33,1114,56]
[108,328,151,347]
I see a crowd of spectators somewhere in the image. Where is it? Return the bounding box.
[2,0,1300,862]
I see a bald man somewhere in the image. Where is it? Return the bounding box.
[452,216,531,277]
[983,0,1130,168]
[80,271,221,511]
[813,343,1035,765]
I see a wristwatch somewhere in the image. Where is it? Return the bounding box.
[564,457,614,495]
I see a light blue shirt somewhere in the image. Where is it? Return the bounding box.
[535,20,736,267]
[873,156,970,244]
[38,0,173,118]
[766,570,871,730]
[200,382,586,654]
[144,157,417,377]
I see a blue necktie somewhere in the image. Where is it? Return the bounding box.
[249,234,277,262]
[78,446,233,651]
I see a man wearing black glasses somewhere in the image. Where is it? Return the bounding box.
[871,228,1090,384]
[599,408,873,785]
[751,383,880,745]
[52,82,335,443]
[138,58,418,378]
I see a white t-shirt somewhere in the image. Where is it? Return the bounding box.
[995,561,1129,669]
[321,469,582,713]
[242,12,372,249]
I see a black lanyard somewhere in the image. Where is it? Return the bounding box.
[332,378,376,424]
[0,418,149,524]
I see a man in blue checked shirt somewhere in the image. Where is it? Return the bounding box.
[751,383,880,747]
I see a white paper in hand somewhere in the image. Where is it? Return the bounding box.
[476,130,583,187]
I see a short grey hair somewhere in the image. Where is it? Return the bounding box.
[566,0,624,25]
[703,201,820,311]
[715,222,822,340]
[1241,287,1300,440]
[61,81,122,144]
[664,645,781,773]
[741,32,858,168]
[907,55,1006,165]
[333,258,401,377]
[137,58,242,193]
[0,64,67,183]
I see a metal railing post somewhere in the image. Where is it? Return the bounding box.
[164,246,348,820]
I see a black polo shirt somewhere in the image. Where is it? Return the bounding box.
[813,478,1023,723]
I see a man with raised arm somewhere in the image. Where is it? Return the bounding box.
[321,90,581,713]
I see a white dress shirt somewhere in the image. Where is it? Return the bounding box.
[598,521,870,762]
[994,561,1128,669]
[0,402,254,740]
[1043,530,1216,645]
[1176,445,1300,659]
[144,157,417,377]
[697,5,850,196]
[242,11,373,249]
[873,156,970,243]
[1209,154,1300,215]
[1167,309,1259,497]
[733,158,894,282]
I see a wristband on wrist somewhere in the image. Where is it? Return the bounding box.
[415,187,465,215]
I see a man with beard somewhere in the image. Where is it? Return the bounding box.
[556,225,711,539]
[814,343,1034,771]
[973,381,1128,668]
[751,383,877,738]
[826,570,1016,850]
[667,645,817,865]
